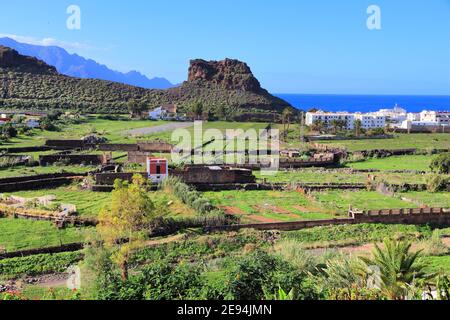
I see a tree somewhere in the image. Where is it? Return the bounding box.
[330,119,339,134]
[1,123,18,139]
[97,174,164,280]
[354,120,362,137]
[311,120,324,133]
[359,239,429,300]
[282,108,294,139]
[127,99,146,118]
[430,153,450,174]
[190,101,204,120]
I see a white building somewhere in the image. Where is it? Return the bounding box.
[305,111,386,130]
[407,113,421,121]
[305,111,355,130]
[420,111,450,126]
[354,113,386,129]
[373,105,407,124]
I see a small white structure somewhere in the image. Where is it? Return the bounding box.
[148,104,178,120]
[146,158,169,183]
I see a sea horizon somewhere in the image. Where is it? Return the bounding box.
[275,93,450,113]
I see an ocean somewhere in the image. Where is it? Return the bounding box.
[275,94,450,113]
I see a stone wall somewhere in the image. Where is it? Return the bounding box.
[208,207,450,232]
[94,172,147,186]
[172,166,256,185]
[39,154,103,166]
[45,140,85,150]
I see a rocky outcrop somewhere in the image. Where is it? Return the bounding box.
[187,59,263,92]
[0,46,57,75]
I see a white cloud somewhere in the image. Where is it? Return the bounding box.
[0,33,92,52]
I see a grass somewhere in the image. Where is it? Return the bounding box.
[316,133,450,151]
[143,121,270,145]
[0,251,83,279]
[398,192,450,208]
[347,155,432,171]
[0,218,92,251]
[204,190,339,222]
[1,116,168,148]
[423,255,450,273]
[255,169,432,185]
[312,190,418,213]
[0,165,97,178]
[282,223,433,248]
[5,186,112,218]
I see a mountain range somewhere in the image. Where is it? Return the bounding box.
[0,37,175,89]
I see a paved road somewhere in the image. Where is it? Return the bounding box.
[124,122,193,136]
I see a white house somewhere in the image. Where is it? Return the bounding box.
[148,104,178,120]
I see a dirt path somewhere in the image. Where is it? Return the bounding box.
[124,122,193,136]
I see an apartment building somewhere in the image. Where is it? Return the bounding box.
[354,113,386,129]
[420,111,450,126]
[306,111,386,130]
[305,112,355,130]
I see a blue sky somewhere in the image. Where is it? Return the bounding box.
[0,0,449,94]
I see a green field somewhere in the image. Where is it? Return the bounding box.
[0,165,97,178]
[204,190,334,222]
[312,190,418,213]
[6,186,112,218]
[0,218,92,251]
[1,116,168,148]
[399,192,450,208]
[144,121,270,145]
[254,169,431,185]
[317,134,450,151]
[347,155,432,171]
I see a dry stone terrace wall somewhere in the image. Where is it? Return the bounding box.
[0,173,86,192]
[208,207,450,232]
[39,154,103,166]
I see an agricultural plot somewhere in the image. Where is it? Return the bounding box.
[399,192,450,208]
[254,169,431,185]
[0,218,92,252]
[1,116,168,148]
[204,190,342,223]
[346,155,432,171]
[6,186,112,218]
[311,190,419,214]
[316,133,450,151]
[5,186,196,219]
[0,165,97,178]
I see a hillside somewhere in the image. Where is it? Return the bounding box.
[0,37,175,89]
[0,47,292,118]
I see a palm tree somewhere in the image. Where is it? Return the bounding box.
[359,239,429,300]
[312,120,324,133]
[354,119,362,137]
[282,108,294,139]
[330,119,339,134]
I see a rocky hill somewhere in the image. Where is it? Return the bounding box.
[0,46,57,75]
[0,47,292,119]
